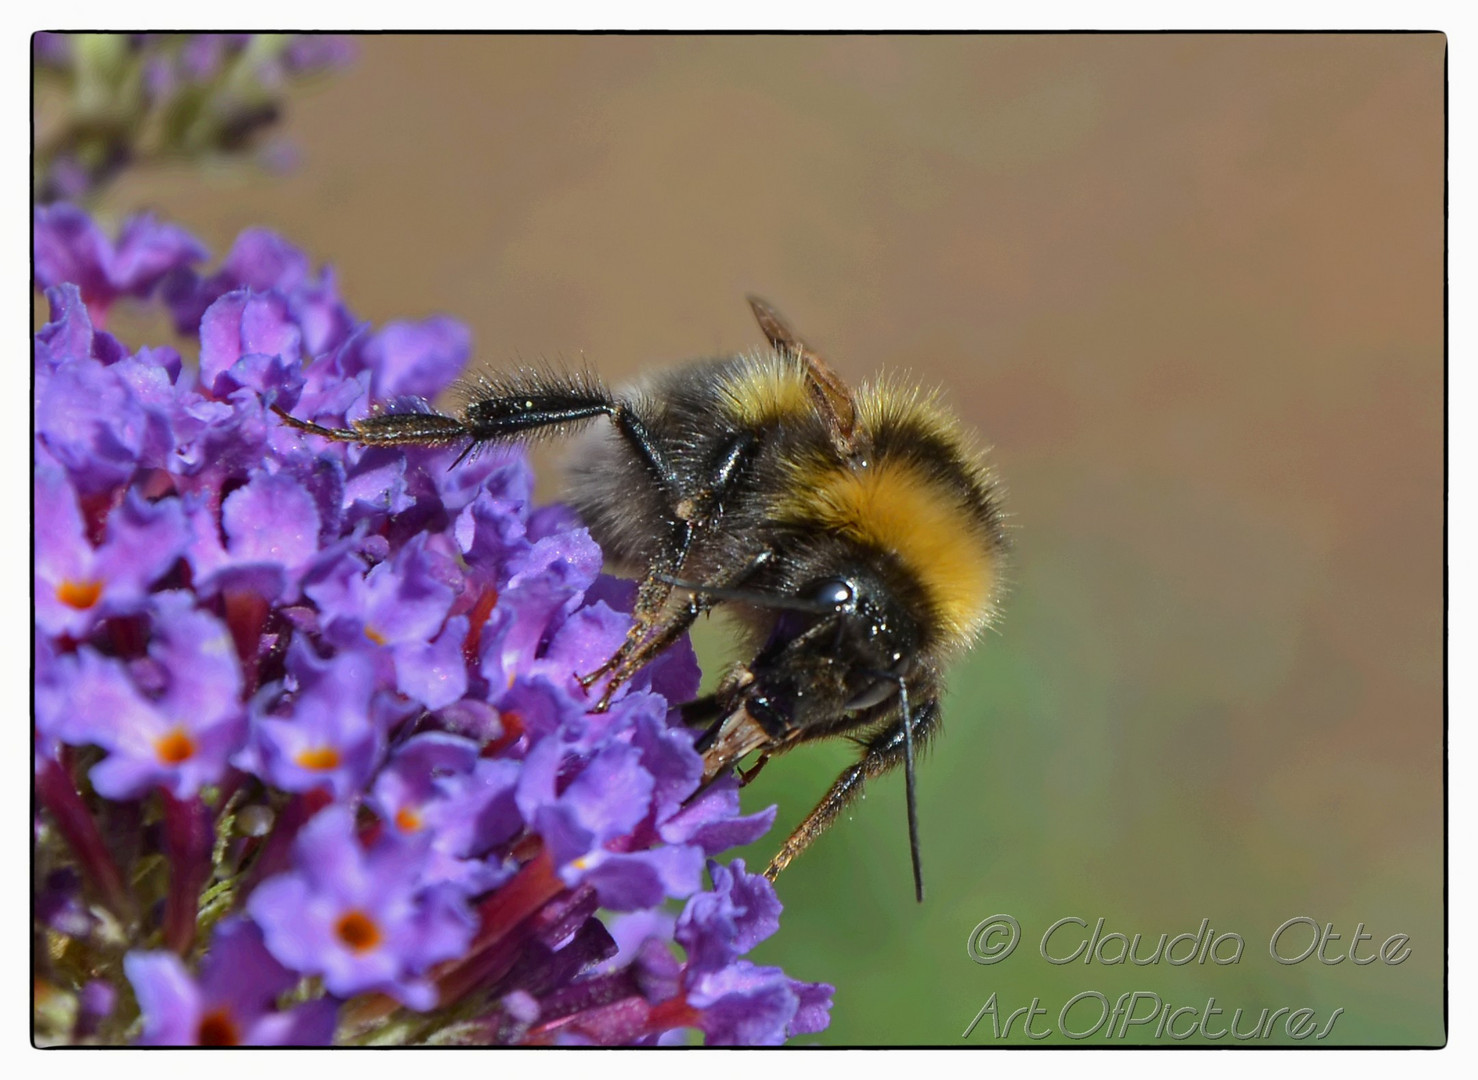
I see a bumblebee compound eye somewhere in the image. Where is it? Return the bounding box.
[804,576,855,610]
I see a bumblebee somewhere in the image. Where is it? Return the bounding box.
[274,299,1008,901]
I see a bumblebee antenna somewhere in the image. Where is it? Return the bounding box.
[654,573,838,615]
[856,667,925,902]
[897,677,924,903]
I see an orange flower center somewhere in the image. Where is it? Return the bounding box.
[394,806,423,832]
[196,1008,240,1046]
[295,746,342,771]
[154,728,197,765]
[335,909,382,953]
[364,625,387,646]
[56,579,103,610]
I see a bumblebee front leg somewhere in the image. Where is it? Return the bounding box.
[580,432,762,706]
[765,695,940,903]
[584,545,774,710]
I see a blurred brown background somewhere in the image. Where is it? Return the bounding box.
[102,34,1444,1044]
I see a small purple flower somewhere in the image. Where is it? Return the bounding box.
[198,288,304,395]
[34,455,190,637]
[50,597,244,800]
[368,732,521,893]
[34,205,208,322]
[169,227,362,360]
[676,859,784,975]
[239,638,385,799]
[186,468,326,603]
[248,806,476,1009]
[126,918,337,1045]
[307,530,467,708]
[35,285,106,376]
[687,961,831,1046]
[36,344,156,495]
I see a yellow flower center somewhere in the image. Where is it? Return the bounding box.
[56,579,103,610]
[335,909,382,953]
[294,746,341,771]
[154,728,197,765]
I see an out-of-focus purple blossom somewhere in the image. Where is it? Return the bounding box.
[361,318,472,401]
[34,204,208,322]
[126,918,337,1045]
[34,454,190,637]
[32,205,831,1047]
[33,31,72,66]
[45,594,245,800]
[282,34,358,75]
[34,34,356,202]
[238,638,385,800]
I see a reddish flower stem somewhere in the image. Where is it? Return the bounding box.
[524,994,700,1045]
[434,849,565,1007]
[222,589,271,696]
[461,587,499,665]
[160,788,212,953]
[35,758,134,922]
[237,788,331,902]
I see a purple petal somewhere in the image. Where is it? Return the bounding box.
[365,317,471,400]
[126,952,203,1044]
[688,962,800,1046]
[197,918,294,1014]
[393,615,469,710]
[661,777,778,855]
[221,470,322,575]
[577,845,707,910]
[199,290,302,392]
[242,999,339,1046]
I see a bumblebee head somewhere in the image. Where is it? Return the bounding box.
[736,554,933,741]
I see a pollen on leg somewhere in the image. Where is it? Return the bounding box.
[154,727,197,765]
[335,909,383,953]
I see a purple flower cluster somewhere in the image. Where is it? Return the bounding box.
[33,33,355,203]
[32,205,832,1046]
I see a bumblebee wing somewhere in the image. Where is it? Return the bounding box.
[746,295,859,455]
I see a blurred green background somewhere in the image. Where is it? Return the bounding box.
[66,33,1444,1045]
